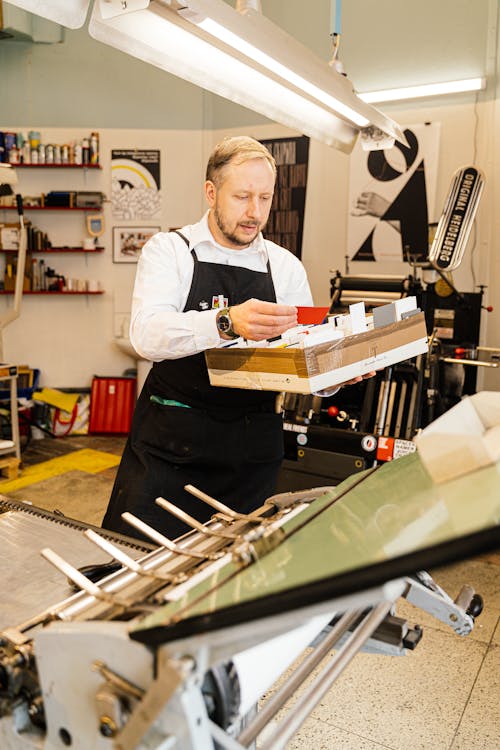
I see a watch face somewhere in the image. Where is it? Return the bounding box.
[218,314,231,332]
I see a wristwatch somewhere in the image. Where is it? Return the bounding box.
[216,307,239,339]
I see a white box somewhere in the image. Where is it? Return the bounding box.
[0,225,20,251]
[205,312,428,394]
[414,391,500,483]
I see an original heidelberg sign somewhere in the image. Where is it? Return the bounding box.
[429,166,484,271]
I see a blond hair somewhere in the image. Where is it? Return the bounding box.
[206,136,276,187]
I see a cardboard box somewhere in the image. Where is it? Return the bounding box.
[414,391,500,483]
[205,312,428,394]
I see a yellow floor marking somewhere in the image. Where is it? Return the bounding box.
[0,449,121,493]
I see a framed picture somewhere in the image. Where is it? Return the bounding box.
[112,226,160,263]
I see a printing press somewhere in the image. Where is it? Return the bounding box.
[277,166,499,492]
[1,440,498,750]
[277,275,499,492]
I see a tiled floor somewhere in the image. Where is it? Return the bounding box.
[2,433,499,750]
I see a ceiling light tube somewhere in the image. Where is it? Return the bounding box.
[359,77,486,104]
[195,18,369,127]
[90,0,405,152]
[89,4,359,151]
[175,0,404,139]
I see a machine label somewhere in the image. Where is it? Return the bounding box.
[376,436,394,462]
[361,435,377,452]
[283,422,308,433]
[393,439,417,458]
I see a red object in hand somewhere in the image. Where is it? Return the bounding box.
[297,306,330,325]
[327,405,339,417]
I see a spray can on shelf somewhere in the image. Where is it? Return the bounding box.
[32,259,39,292]
[39,260,45,291]
[74,143,83,165]
[28,131,40,149]
[82,138,90,165]
[22,142,31,164]
[90,132,99,165]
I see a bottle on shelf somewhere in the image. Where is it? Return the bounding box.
[1,129,101,166]
[90,133,99,165]
[82,138,90,165]
[39,259,46,291]
[74,143,83,166]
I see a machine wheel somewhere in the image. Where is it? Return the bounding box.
[467,593,484,619]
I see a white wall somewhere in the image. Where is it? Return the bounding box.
[1,127,208,387]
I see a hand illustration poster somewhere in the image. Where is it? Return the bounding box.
[348,123,440,264]
[111,149,161,220]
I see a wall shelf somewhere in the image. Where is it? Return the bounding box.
[9,164,102,169]
[1,247,104,253]
[1,159,105,295]
[0,290,104,296]
[0,206,102,211]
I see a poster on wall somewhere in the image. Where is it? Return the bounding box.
[113,226,160,264]
[347,123,440,264]
[111,149,161,220]
[260,135,309,259]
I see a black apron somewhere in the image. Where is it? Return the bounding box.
[102,233,284,541]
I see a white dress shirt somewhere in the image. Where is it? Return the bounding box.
[130,212,313,361]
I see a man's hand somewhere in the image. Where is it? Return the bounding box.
[338,371,377,387]
[229,299,297,341]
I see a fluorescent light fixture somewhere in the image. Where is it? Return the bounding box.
[7,0,406,152]
[195,18,369,127]
[87,0,406,153]
[359,77,486,104]
[5,0,92,29]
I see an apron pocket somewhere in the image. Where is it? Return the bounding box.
[244,412,284,464]
[137,400,207,464]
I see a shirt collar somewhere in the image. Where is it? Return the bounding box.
[189,211,268,260]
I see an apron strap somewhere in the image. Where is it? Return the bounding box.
[173,229,189,246]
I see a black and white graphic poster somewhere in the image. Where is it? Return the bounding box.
[348,124,440,263]
[111,149,161,220]
[261,135,309,259]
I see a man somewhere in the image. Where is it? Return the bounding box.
[102,135,366,541]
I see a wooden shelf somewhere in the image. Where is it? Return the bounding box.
[0,290,104,296]
[1,247,104,253]
[9,163,102,169]
[0,206,102,211]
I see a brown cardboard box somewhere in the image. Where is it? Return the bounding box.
[205,312,428,394]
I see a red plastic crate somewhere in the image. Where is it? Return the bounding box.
[89,376,136,434]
